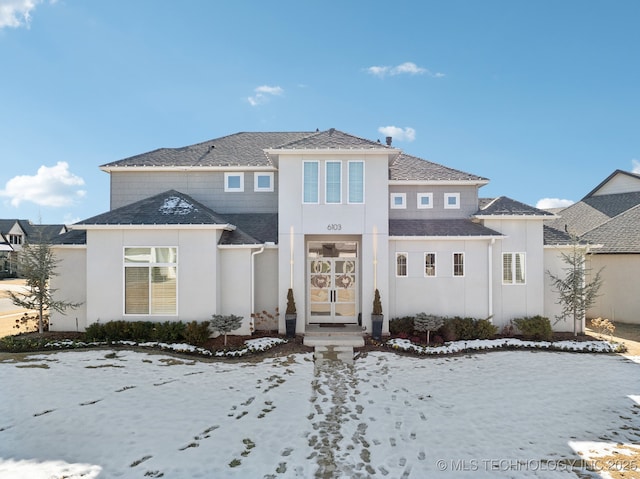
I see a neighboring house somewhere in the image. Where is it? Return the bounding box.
[50,129,574,336]
[0,220,66,276]
[545,170,640,325]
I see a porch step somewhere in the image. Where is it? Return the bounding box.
[303,324,365,348]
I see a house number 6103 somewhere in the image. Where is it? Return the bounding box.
[327,224,342,231]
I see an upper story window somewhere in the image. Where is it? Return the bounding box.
[424,253,436,277]
[417,193,433,209]
[9,234,22,245]
[325,161,342,204]
[453,252,464,277]
[224,172,244,192]
[348,161,364,204]
[390,193,406,209]
[124,247,177,315]
[503,253,526,284]
[396,252,408,277]
[444,193,460,209]
[303,161,319,203]
[254,172,274,192]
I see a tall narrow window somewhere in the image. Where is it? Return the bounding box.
[303,161,319,203]
[348,161,364,203]
[453,253,464,277]
[326,161,342,204]
[424,253,436,277]
[396,253,408,277]
[503,253,526,284]
[124,247,177,315]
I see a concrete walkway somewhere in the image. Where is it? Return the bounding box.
[303,324,365,365]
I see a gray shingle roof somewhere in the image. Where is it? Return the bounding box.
[102,132,314,168]
[581,204,640,253]
[219,214,278,245]
[51,229,87,245]
[543,225,575,246]
[273,128,388,150]
[477,197,554,217]
[389,219,502,237]
[390,153,488,182]
[75,190,232,226]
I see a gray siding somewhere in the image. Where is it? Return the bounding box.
[110,171,278,214]
[388,185,480,220]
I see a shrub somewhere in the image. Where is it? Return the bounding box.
[84,322,107,341]
[512,316,553,341]
[184,321,211,346]
[414,313,444,344]
[152,321,186,342]
[438,319,457,342]
[389,316,415,336]
[449,317,498,340]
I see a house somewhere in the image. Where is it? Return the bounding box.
[0,220,66,277]
[50,129,574,336]
[545,169,640,325]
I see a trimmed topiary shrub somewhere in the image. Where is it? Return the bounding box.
[512,316,553,341]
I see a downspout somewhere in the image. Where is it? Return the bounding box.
[251,246,265,332]
[488,238,495,320]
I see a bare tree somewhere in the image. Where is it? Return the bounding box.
[547,235,603,337]
[9,240,82,334]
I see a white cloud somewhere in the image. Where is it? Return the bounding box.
[377,126,416,143]
[0,0,55,29]
[0,161,86,208]
[632,159,640,174]
[247,85,284,106]
[367,62,444,79]
[536,198,574,210]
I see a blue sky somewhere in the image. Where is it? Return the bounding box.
[1,0,638,225]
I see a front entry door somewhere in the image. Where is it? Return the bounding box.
[308,242,358,324]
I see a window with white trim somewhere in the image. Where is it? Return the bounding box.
[390,193,406,209]
[453,252,464,277]
[396,252,408,277]
[424,253,436,277]
[417,193,433,209]
[444,192,460,209]
[503,252,526,284]
[224,172,244,192]
[303,161,319,203]
[9,234,22,245]
[254,172,274,192]
[124,247,177,315]
[348,161,364,203]
[325,161,342,204]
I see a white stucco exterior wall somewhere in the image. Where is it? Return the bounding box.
[83,228,221,326]
[50,246,87,332]
[588,254,640,325]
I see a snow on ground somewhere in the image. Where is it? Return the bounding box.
[0,349,639,478]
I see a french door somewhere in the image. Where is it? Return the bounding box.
[308,242,358,324]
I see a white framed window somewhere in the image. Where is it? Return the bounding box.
[444,192,460,209]
[303,161,319,203]
[390,193,406,209]
[124,247,177,315]
[254,172,274,192]
[453,252,464,277]
[9,234,22,245]
[325,161,342,204]
[224,172,244,192]
[417,193,433,209]
[503,253,526,284]
[348,160,364,204]
[396,252,408,277]
[424,253,436,277]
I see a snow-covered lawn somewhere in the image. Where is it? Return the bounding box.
[0,348,639,478]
